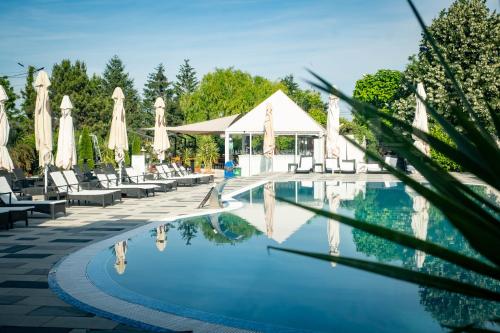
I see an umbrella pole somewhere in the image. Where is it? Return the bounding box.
[44,165,48,194]
[118,162,122,186]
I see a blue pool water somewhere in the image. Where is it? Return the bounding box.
[87,181,499,332]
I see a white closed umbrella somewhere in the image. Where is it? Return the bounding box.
[34,71,53,192]
[326,94,341,160]
[55,95,77,170]
[327,194,341,267]
[153,97,170,163]
[108,87,128,185]
[263,103,275,171]
[0,85,14,171]
[412,83,430,156]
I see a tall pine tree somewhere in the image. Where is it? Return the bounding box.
[175,59,198,97]
[102,56,144,128]
[142,64,173,125]
[20,66,36,124]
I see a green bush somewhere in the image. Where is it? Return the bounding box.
[78,127,94,169]
[430,125,461,171]
[196,136,219,169]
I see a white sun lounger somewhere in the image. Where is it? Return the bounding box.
[96,173,159,198]
[156,165,196,186]
[124,167,177,192]
[295,156,313,174]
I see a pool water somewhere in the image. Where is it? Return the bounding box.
[87,181,499,333]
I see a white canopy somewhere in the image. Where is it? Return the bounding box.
[145,114,241,135]
[225,90,325,135]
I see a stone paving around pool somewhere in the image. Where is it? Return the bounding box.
[0,171,480,333]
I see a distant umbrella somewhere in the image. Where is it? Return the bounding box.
[156,225,167,252]
[263,103,275,171]
[114,240,128,275]
[327,194,341,267]
[153,97,170,162]
[264,182,275,238]
[406,186,430,269]
[108,87,128,184]
[55,95,77,170]
[0,85,14,171]
[326,94,341,159]
[412,83,430,156]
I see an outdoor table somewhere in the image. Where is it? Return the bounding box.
[313,163,324,173]
[288,163,298,172]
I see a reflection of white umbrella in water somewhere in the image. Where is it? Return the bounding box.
[412,83,430,156]
[406,186,430,269]
[108,87,128,185]
[114,240,127,275]
[326,94,341,159]
[263,103,275,171]
[34,71,53,192]
[0,85,14,171]
[327,194,341,267]
[153,97,170,163]
[55,96,77,170]
[264,182,275,238]
[156,225,167,252]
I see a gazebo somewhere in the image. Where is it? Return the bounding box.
[225,90,325,177]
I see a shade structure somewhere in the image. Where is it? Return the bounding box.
[412,82,430,156]
[327,194,341,267]
[326,94,341,159]
[34,70,53,167]
[155,225,167,252]
[114,240,127,275]
[264,182,275,237]
[0,85,14,171]
[406,186,429,269]
[55,95,77,170]
[153,97,170,161]
[263,103,275,159]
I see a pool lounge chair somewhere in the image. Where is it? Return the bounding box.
[0,206,34,229]
[324,158,339,174]
[171,163,213,184]
[0,177,66,219]
[53,171,122,207]
[124,167,177,192]
[95,173,158,198]
[156,165,196,187]
[339,159,356,174]
[295,156,313,174]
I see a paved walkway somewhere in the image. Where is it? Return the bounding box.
[0,171,481,332]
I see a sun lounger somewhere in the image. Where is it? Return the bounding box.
[124,167,177,192]
[95,173,158,198]
[156,165,196,187]
[51,171,121,207]
[324,158,340,173]
[171,163,213,184]
[339,159,356,173]
[0,177,66,219]
[0,206,34,229]
[175,163,214,183]
[295,156,313,174]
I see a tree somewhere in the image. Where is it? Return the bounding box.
[20,66,36,124]
[78,127,94,169]
[142,64,179,126]
[49,59,91,128]
[394,0,499,136]
[86,74,112,138]
[280,74,326,113]
[175,59,198,97]
[280,74,299,96]
[180,68,283,122]
[102,56,144,128]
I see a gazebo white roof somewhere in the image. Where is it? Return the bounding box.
[225,90,325,136]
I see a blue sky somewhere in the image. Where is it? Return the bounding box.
[0,0,498,115]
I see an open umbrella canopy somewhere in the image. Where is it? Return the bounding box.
[108,87,128,164]
[34,70,53,167]
[55,95,77,170]
[153,97,170,161]
[263,103,275,159]
[0,85,14,171]
[412,82,430,156]
[326,94,340,158]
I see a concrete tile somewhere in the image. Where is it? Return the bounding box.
[42,316,118,329]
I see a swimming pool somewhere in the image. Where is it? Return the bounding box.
[55,181,499,332]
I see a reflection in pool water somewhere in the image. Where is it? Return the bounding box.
[89,181,499,333]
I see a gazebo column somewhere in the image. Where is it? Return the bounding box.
[224,133,230,163]
[294,133,298,163]
[249,133,253,176]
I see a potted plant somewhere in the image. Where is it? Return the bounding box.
[196,136,219,173]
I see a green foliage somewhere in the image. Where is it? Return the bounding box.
[195,136,219,169]
[10,133,37,173]
[308,107,327,126]
[20,66,36,123]
[86,74,112,137]
[78,127,94,169]
[174,59,198,97]
[280,74,300,96]
[180,147,193,166]
[142,64,175,126]
[353,70,404,112]
[130,134,142,156]
[275,136,294,153]
[102,55,144,129]
[395,0,499,136]
[429,124,461,171]
[181,68,283,122]
[340,117,376,153]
